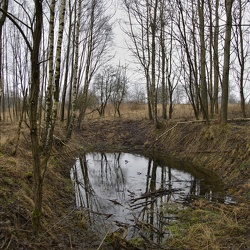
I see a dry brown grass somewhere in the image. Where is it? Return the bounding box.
[166,199,249,249]
[0,103,249,249]
[84,103,196,121]
[84,103,249,122]
[0,120,112,249]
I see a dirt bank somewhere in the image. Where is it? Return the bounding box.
[78,118,250,248]
[0,119,249,249]
[79,118,250,198]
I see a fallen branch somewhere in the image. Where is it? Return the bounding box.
[80,207,113,219]
[129,199,156,210]
[130,188,181,203]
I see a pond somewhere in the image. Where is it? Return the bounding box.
[70,152,225,243]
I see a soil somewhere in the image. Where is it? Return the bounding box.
[0,118,249,249]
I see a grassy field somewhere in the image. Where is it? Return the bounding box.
[84,102,249,121]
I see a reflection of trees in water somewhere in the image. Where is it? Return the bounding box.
[136,158,207,243]
[71,153,127,225]
[71,152,215,243]
[137,159,170,243]
[71,154,100,223]
[98,152,126,200]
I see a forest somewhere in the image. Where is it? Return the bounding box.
[0,0,249,249]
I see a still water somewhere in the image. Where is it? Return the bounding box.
[71,152,223,241]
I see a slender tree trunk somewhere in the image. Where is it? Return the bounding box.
[198,0,208,120]
[237,0,246,118]
[150,0,159,127]
[30,0,43,230]
[160,2,167,120]
[214,0,220,115]
[67,0,81,139]
[44,0,56,149]
[51,0,66,126]
[78,0,96,128]
[208,0,214,118]
[221,0,234,124]
[61,1,72,122]
[0,0,8,122]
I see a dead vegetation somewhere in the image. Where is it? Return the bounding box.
[0,104,249,249]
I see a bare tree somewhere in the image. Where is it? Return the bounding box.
[175,0,200,119]
[0,0,68,229]
[29,0,43,230]
[123,0,160,126]
[67,0,82,139]
[60,0,74,122]
[0,0,8,121]
[221,0,234,124]
[232,0,250,118]
[77,0,114,127]
[93,66,114,116]
[198,0,208,120]
[112,64,128,117]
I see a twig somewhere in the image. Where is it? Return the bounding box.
[130,188,181,203]
[147,120,208,151]
[81,207,113,219]
[129,199,156,210]
[96,226,112,250]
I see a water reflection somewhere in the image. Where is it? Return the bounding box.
[71,152,222,242]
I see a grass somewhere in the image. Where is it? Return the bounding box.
[165,199,249,249]
[0,103,249,249]
[84,102,250,121]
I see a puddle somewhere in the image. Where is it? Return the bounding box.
[71,152,225,242]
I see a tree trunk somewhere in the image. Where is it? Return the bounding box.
[160,2,167,120]
[198,0,208,120]
[236,0,246,118]
[150,0,159,127]
[30,0,43,230]
[67,0,81,139]
[60,1,73,122]
[44,0,56,149]
[221,0,234,124]
[214,0,220,115]
[0,0,8,121]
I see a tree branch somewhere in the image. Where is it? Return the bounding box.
[0,8,32,51]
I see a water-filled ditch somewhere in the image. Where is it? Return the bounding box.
[70,152,226,243]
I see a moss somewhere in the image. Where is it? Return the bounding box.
[25,171,33,179]
[2,176,15,185]
[129,236,144,247]
[165,200,248,249]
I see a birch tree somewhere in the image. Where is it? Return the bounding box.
[44,0,66,153]
[0,0,68,229]
[67,0,81,139]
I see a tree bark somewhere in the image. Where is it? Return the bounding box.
[67,0,81,139]
[198,0,208,120]
[30,0,43,230]
[221,0,234,124]
[0,0,8,121]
